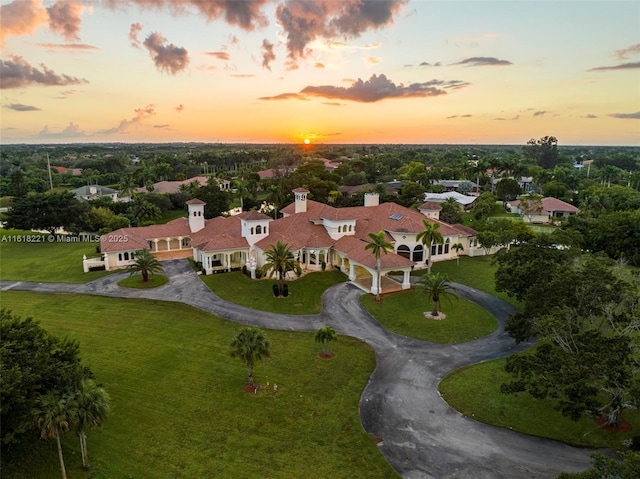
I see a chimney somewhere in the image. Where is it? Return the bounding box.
[364,192,379,207]
[293,188,309,214]
[186,199,206,232]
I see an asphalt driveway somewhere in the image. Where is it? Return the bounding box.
[0,259,594,478]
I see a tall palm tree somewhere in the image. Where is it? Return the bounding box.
[260,241,301,296]
[127,249,164,282]
[315,326,337,356]
[451,243,464,265]
[33,392,77,479]
[230,327,271,387]
[418,273,456,317]
[74,379,110,468]
[416,220,444,273]
[364,230,393,301]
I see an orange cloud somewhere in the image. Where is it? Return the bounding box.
[47,0,84,41]
[0,55,88,89]
[0,0,48,46]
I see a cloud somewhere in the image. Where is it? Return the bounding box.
[314,62,325,69]
[583,114,598,119]
[261,39,276,71]
[0,0,48,46]
[493,115,519,121]
[99,104,156,134]
[446,114,472,119]
[533,111,547,117]
[322,102,343,106]
[0,55,88,89]
[153,124,170,129]
[275,0,407,61]
[142,32,189,74]
[419,61,441,67]
[7,103,41,111]
[175,104,184,112]
[205,51,231,61]
[588,61,640,71]
[129,22,143,48]
[454,56,512,67]
[47,0,84,41]
[105,0,269,30]
[609,112,640,119]
[258,92,308,101]
[39,121,85,138]
[615,43,640,60]
[230,73,255,78]
[36,42,98,50]
[366,56,381,65]
[298,74,465,103]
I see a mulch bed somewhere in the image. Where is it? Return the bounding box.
[319,352,335,360]
[595,416,632,433]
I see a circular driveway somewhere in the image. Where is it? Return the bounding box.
[1,259,594,478]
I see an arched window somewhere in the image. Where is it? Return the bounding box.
[118,253,122,261]
[338,226,342,233]
[412,244,424,262]
[349,225,353,232]
[256,225,262,234]
[397,244,411,259]
[124,252,129,261]
[250,227,254,235]
[264,226,268,234]
[437,243,444,255]
[444,238,450,254]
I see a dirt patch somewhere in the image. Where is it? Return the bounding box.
[424,312,446,320]
[595,416,632,433]
[319,352,335,360]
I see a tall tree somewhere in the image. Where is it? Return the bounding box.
[523,136,559,169]
[518,193,544,223]
[32,392,77,479]
[74,379,110,468]
[418,273,456,317]
[230,328,271,387]
[260,241,301,296]
[126,249,164,282]
[364,230,393,301]
[416,220,443,273]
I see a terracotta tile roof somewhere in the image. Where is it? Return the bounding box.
[255,214,333,251]
[136,176,210,194]
[418,201,442,211]
[292,187,310,193]
[186,198,205,205]
[100,218,193,253]
[237,210,272,221]
[191,216,244,249]
[510,197,579,214]
[334,236,414,270]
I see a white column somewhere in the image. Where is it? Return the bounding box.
[402,270,411,290]
[165,238,171,251]
[178,237,183,250]
[371,272,380,295]
[154,239,159,252]
[349,263,356,281]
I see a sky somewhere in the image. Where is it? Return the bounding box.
[1,0,639,146]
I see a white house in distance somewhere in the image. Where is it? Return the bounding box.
[72,185,119,201]
[506,196,579,224]
[94,189,482,295]
[423,191,477,210]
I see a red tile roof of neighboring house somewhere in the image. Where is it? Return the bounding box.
[137,176,210,194]
[100,218,191,252]
[418,202,442,211]
[510,197,579,214]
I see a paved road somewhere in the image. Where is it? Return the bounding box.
[1,260,594,478]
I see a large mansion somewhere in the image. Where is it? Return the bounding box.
[93,189,483,295]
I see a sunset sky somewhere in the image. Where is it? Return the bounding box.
[1,0,639,145]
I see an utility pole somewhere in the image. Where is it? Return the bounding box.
[46,152,53,190]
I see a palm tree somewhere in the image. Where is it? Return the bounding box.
[127,249,164,282]
[416,220,444,273]
[315,326,337,356]
[418,273,456,317]
[230,327,271,387]
[260,241,301,296]
[452,243,464,265]
[74,379,110,468]
[364,230,393,301]
[33,392,77,479]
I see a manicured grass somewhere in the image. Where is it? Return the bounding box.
[201,270,348,315]
[425,256,522,307]
[361,287,497,343]
[0,291,399,479]
[0,229,113,283]
[117,274,169,288]
[439,355,640,448]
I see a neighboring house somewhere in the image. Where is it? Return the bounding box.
[72,185,119,201]
[136,176,226,194]
[423,191,477,210]
[507,197,579,224]
[338,183,398,198]
[431,180,480,194]
[54,166,83,176]
[95,189,482,296]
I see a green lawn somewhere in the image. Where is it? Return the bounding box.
[425,256,522,307]
[439,356,640,448]
[361,287,497,343]
[201,270,348,315]
[0,229,113,283]
[158,209,187,223]
[0,291,399,479]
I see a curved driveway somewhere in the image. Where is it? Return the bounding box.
[1,260,593,478]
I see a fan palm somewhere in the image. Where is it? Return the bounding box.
[74,379,110,468]
[418,272,456,317]
[452,243,464,265]
[364,230,393,301]
[260,241,301,296]
[230,327,271,387]
[127,249,164,282]
[33,392,77,479]
[315,326,337,356]
[416,220,444,273]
